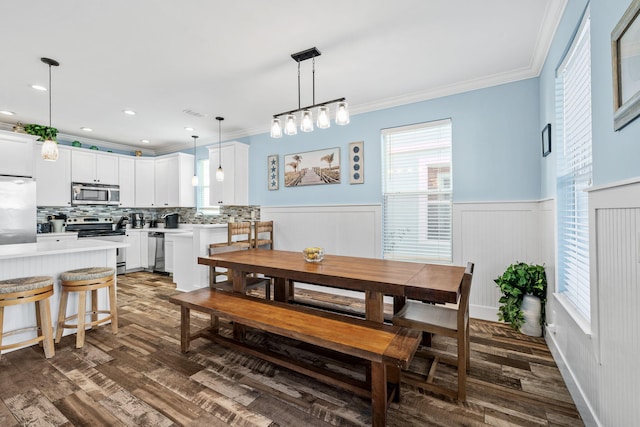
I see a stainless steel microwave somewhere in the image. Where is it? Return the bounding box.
[71,182,120,206]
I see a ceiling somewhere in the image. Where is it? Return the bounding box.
[0,0,566,154]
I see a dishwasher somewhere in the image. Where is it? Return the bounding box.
[148,232,165,273]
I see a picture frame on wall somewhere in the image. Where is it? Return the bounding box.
[349,141,364,184]
[267,154,279,190]
[542,123,551,157]
[611,0,640,131]
[284,147,340,187]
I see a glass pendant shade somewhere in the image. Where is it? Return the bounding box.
[270,118,282,138]
[300,109,314,132]
[335,101,350,125]
[216,166,224,182]
[284,114,297,135]
[317,106,330,129]
[41,139,59,161]
[191,175,198,186]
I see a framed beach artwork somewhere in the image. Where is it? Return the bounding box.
[284,147,341,187]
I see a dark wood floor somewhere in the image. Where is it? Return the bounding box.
[0,271,583,426]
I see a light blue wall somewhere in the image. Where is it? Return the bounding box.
[540,0,640,199]
[246,78,541,206]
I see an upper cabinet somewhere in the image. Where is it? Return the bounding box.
[135,158,155,207]
[209,142,248,205]
[71,150,118,185]
[0,131,36,177]
[118,156,135,207]
[155,153,194,207]
[35,144,72,206]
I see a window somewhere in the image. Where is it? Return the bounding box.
[556,9,592,321]
[382,119,452,263]
[196,158,220,215]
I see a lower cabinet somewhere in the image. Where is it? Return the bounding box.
[125,229,143,271]
[37,233,78,243]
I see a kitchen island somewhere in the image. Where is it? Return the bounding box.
[0,238,128,355]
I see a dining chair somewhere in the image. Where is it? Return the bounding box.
[392,262,474,401]
[227,221,252,249]
[208,244,271,300]
[253,220,274,249]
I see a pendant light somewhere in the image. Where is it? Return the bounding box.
[215,116,224,182]
[270,47,349,138]
[191,135,199,186]
[40,57,60,161]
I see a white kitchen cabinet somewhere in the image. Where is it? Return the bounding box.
[125,229,142,270]
[36,233,78,243]
[165,234,175,273]
[118,157,135,207]
[209,142,248,205]
[71,150,118,184]
[135,158,155,207]
[154,153,194,207]
[0,131,36,177]
[35,144,72,206]
[140,231,149,268]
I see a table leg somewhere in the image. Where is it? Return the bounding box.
[393,295,406,314]
[232,269,247,340]
[273,277,288,302]
[180,306,190,353]
[371,361,387,427]
[365,290,384,323]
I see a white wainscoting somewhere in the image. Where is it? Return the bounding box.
[453,201,545,321]
[260,204,382,258]
[263,202,546,322]
[544,179,640,427]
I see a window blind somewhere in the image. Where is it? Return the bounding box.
[556,10,592,320]
[382,119,452,262]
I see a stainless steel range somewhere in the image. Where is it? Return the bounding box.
[66,217,126,274]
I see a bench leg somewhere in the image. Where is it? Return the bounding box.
[180,306,191,353]
[371,361,387,427]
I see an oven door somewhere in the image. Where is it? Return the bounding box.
[79,234,126,274]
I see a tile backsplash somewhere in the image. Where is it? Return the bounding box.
[37,206,260,225]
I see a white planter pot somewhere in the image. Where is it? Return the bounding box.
[520,294,542,337]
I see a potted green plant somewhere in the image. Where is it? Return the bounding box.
[24,123,58,142]
[494,262,547,336]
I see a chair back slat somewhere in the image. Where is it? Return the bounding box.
[457,262,475,330]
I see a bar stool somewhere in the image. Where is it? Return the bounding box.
[0,276,55,359]
[55,267,117,349]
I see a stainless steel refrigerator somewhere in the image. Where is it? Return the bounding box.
[0,175,36,244]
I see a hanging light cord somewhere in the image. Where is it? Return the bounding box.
[312,57,315,105]
[218,118,222,167]
[48,63,52,128]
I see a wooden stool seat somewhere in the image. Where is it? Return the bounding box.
[0,276,55,359]
[56,267,117,349]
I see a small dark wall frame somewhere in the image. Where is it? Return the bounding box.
[542,123,551,157]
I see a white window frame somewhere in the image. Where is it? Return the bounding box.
[381,119,453,263]
[555,8,592,322]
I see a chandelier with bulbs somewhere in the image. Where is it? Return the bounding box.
[270,47,349,138]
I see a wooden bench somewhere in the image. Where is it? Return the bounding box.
[170,288,421,427]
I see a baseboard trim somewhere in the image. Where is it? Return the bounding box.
[545,326,600,427]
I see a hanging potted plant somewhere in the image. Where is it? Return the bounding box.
[494,262,547,336]
[24,123,58,142]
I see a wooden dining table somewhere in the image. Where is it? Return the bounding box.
[198,249,467,323]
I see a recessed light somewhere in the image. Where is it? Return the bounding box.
[0,111,16,116]
[31,84,47,91]
[80,127,93,132]
[123,109,136,115]
[184,127,195,131]
[141,139,150,144]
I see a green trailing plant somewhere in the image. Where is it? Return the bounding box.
[24,123,58,142]
[494,262,547,331]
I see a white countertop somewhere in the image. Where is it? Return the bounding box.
[0,238,128,260]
